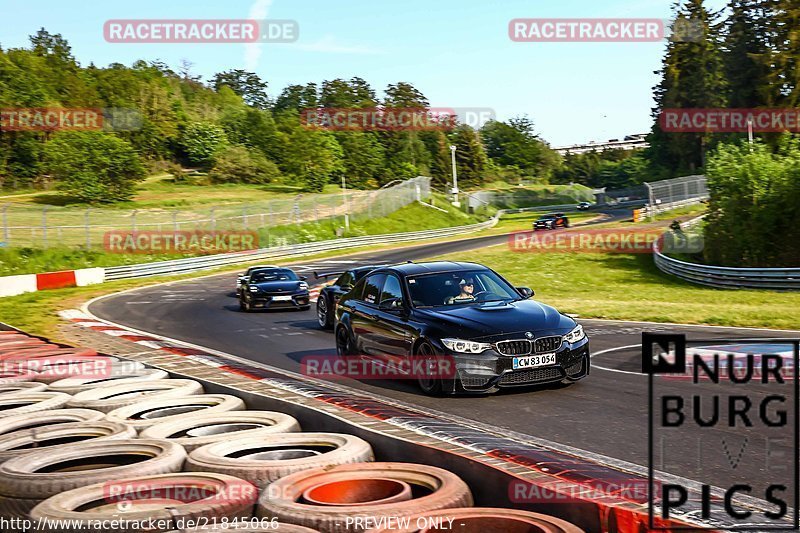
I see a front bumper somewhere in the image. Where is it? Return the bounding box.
[244,292,310,309]
[439,336,590,393]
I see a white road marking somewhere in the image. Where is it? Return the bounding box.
[590,344,644,376]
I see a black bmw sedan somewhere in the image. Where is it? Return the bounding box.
[239,267,310,312]
[334,261,589,395]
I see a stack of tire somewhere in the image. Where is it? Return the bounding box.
[0,331,583,532]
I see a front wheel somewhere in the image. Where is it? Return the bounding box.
[414,341,443,396]
[335,326,356,359]
[317,296,332,329]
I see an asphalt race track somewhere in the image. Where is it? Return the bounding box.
[89,209,799,507]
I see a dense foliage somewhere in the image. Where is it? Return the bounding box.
[704,141,800,267]
[0,30,501,199]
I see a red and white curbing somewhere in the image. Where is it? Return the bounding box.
[0,268,104,298]
[308,287,321,303]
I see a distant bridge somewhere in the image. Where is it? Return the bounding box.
[554,134,649,155]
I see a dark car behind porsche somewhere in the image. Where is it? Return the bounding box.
[239,267,310,312]
[334,261,589,395]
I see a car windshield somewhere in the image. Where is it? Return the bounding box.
[251,269,298,283]
[407,270,522,308]
[539,215,556,220]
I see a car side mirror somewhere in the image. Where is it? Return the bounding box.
[517,287,534,298]
[380,298,405,311]
[299,276,307,281]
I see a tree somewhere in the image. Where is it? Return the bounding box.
[765,0,800,107]
[384,82,429,108]
[220,107,282,161]
[335,132,385,188]
[273,83,318,113]
[29,28,74,63]
[703,140,800,267]
[648,0,727,175]
[209,146,281,184]
[480,117,560,180]
[179,122,229,168]
[212,69,270,109]
[283,127,344,192]
[449,125,488,187]
[723,0,771,107]
[43,131,145,203]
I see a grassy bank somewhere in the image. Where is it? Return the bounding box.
[0,196,486,276]
[430,245,799,330]
[473,183,595,208]
[4,173,343,209]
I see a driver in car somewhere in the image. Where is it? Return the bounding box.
[446,278,475,304]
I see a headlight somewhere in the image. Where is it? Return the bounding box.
[442,338,492,354]
[299,282,308,290]
[563,324,585,343]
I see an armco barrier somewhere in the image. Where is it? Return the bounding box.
[103,218,498,281]
[654,247,800,290]
[653,217,800,290]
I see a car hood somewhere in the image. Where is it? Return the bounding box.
[414,299,576,340]
[251,281,305,292]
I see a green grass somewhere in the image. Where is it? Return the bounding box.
[476,183,595,208]
[7,173,345,209]
[649,202,707,222]
[430,245,800,330]
[0,248,191,277]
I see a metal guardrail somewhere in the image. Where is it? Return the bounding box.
[653,219,800,290]
[104,217,499,281]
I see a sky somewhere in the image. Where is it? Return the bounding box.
[0,0,727,146]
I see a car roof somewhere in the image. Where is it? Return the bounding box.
[251,266,294,274]
[378,261,490,276]
[247,265,279,273]
[350,265,380,274]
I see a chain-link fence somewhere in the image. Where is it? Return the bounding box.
[462,184,594,210]
[645,174,708,216]
[0,176,431,249]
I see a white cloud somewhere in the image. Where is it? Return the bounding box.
[244,0,273,71]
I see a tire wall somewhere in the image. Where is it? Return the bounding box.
[178,377,603,532]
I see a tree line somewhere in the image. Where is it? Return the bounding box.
[644,0,800,267]
[0,30,565,202]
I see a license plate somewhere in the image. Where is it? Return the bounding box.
[272,295,293,301]
[512,353,556,370]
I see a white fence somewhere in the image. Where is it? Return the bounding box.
[0,177,432,249]
[645,175,708,217]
